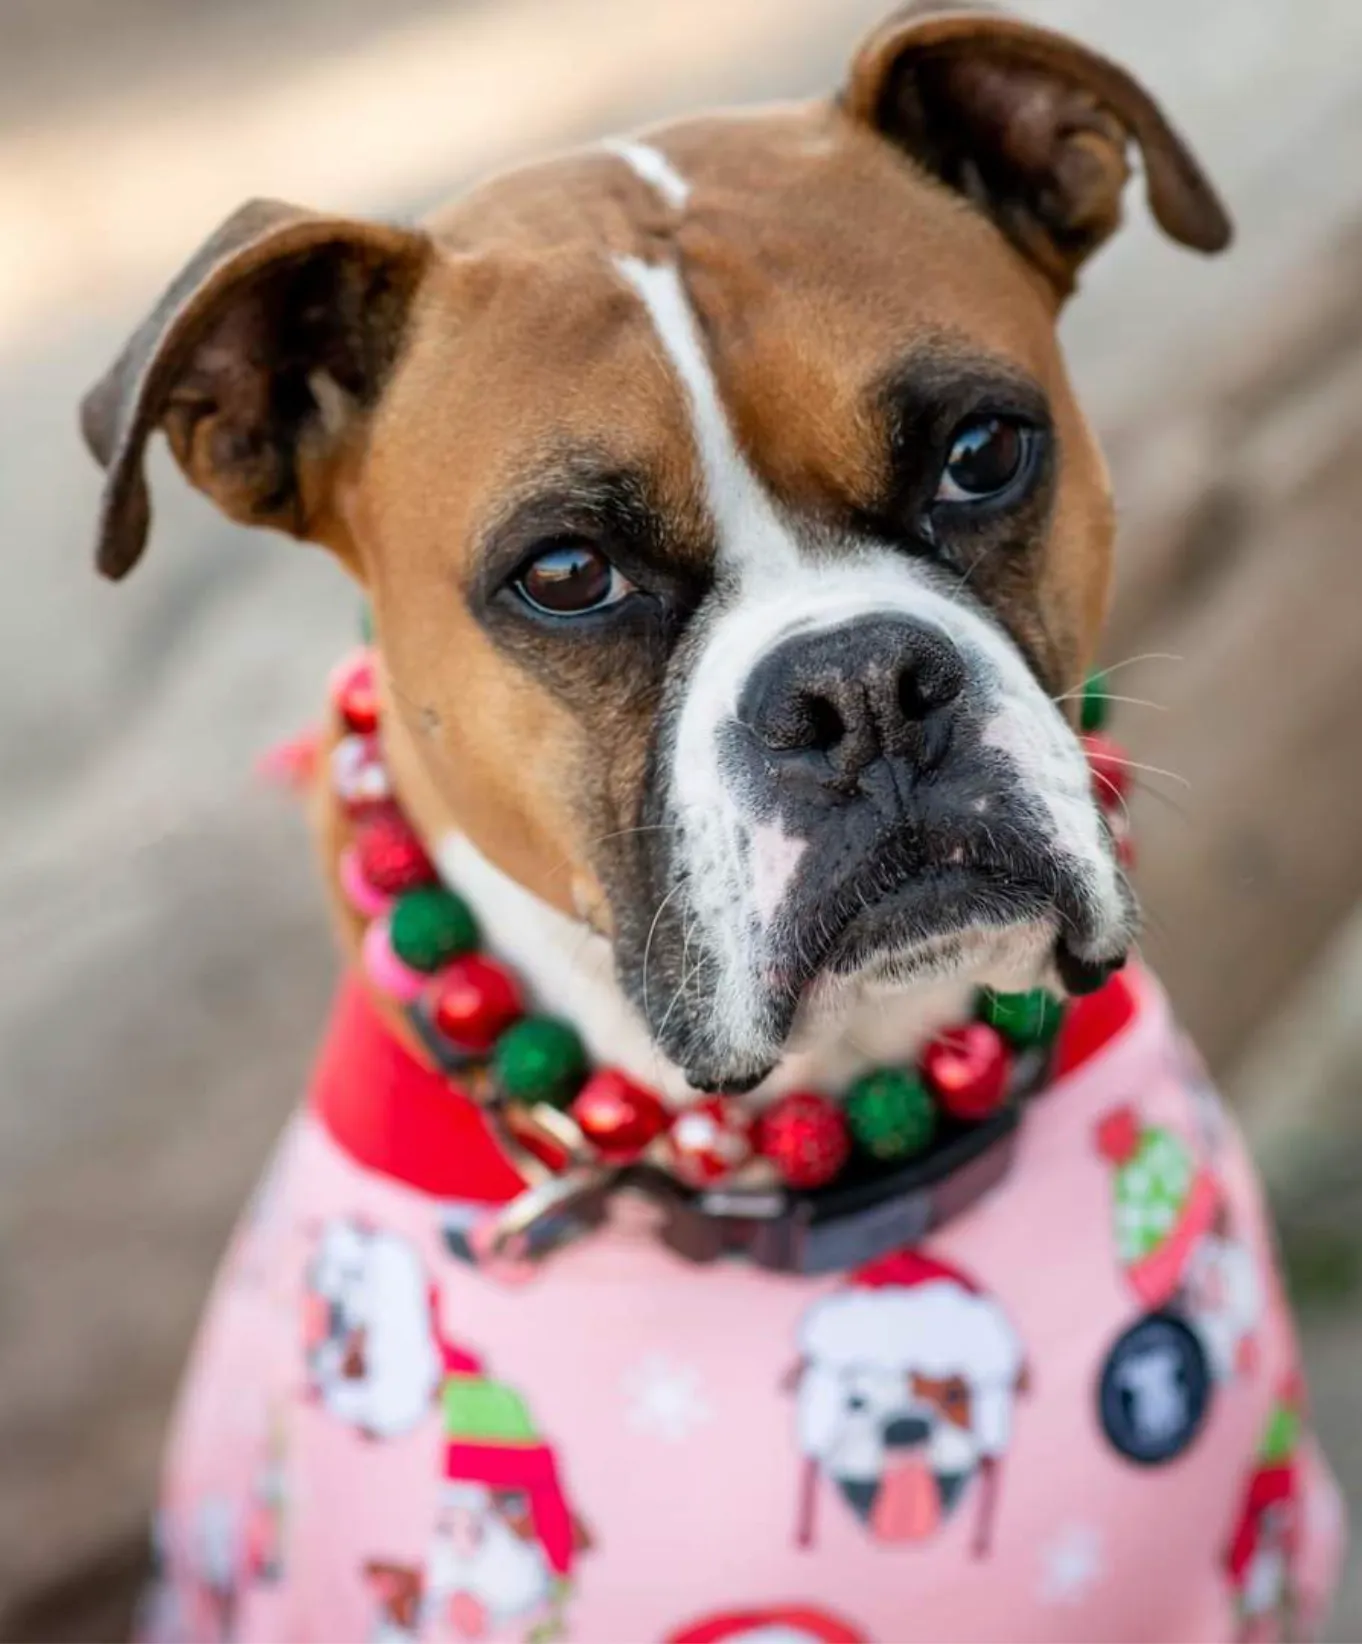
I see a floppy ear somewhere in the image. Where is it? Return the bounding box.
[842,2,1231,293]
[81,198,432,580]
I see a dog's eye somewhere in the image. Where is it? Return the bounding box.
[935,416,1033,504]
[513,540,634,617]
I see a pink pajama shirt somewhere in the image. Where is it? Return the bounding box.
[139,967,1344,1644]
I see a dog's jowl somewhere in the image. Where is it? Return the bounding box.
[85,4,1344,1641]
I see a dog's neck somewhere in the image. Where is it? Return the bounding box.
[375,705,976,1106]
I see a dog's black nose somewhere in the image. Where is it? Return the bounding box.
[883,1414,933,1449]
[737,617,965,790]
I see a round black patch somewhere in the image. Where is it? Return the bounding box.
[1097,1312,1212,1465]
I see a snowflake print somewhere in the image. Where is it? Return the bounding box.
[622,1354,714,1442]
[1039,1523,1105,1604]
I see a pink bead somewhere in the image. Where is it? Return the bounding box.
[339,844,394,919]
[362,918,426,1004]
[331,733,391,809]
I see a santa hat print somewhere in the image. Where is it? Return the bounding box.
[1225,1380,1304,1590]
[1094,1105,1221,1309]
[441,1369,576,1577]
[666,1605,868,1644]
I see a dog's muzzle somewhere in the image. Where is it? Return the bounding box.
[708,613,1130,1035]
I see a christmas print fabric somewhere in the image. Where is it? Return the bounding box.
[140,970,1344,1643]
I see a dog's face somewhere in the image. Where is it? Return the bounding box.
[815,1363,981,1538]
[83,6,1228,1089]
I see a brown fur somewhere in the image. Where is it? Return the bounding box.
[81,5,1228,935]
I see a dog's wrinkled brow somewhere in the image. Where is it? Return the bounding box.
[870,348,1052,447]
[471,455,713,599]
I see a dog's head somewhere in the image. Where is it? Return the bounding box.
[83,4,1228,1090]
[794,1264,1024,1535]
[813,1364,984,1538]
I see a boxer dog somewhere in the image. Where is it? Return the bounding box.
[83,5,1345,1640]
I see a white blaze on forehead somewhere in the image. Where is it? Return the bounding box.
[603,139,691,210]
[612,253,800,581]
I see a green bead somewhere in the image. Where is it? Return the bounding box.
[389,886,479,972]
[977,987,1065,1049]
[846,1068,937,1161]
[491,1016,587,1107]
[1080,671,1111,733]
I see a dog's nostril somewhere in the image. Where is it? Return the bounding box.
[897,666,929,725]
[898,643,966,722]
[802,694,845,753]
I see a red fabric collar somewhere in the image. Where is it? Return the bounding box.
[309,974,526,1204]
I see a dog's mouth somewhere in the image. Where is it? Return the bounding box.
[764,817,1129,1012]
[653,816,1131,1092]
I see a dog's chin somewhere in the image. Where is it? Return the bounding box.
[669,858,1131,1092]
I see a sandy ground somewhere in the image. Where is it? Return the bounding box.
[2,0,1361,1636]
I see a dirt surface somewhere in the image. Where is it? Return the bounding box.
[1,1,1360,1637]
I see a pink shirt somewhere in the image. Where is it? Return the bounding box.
[141,968,1344,1644]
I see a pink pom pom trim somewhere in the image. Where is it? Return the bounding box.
[339,845,394,919]
[362,919,426,1004]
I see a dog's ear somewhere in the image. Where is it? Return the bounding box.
[843,2,1231,293]
[81,198,431,580]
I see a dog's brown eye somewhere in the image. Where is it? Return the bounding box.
[936,417,1032,504]
[514,541,632,616]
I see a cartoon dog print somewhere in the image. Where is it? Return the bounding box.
[303,1218,447,1439]
[792,1251,1025,1556]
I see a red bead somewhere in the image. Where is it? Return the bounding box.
[1082,732,1132,807]
[570,1069,669,1164]
[666,1096,754,1188]
[755,1092,850,1189]
[331,649,380,735]
[428,956,522,1053]
[355,807,437,895]
[920,1022,1012,1122]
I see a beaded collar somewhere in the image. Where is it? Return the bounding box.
[324,645,1134,1274]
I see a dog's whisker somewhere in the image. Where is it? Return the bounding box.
[640,880,687,1024]
[1127,780,1193,823]
[1084,650,1186,679]
[1097,754,1191,791]
[541,823,681,888]
[1053,689,1168,713]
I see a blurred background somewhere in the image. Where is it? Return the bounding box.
[1,0,1360,1637]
